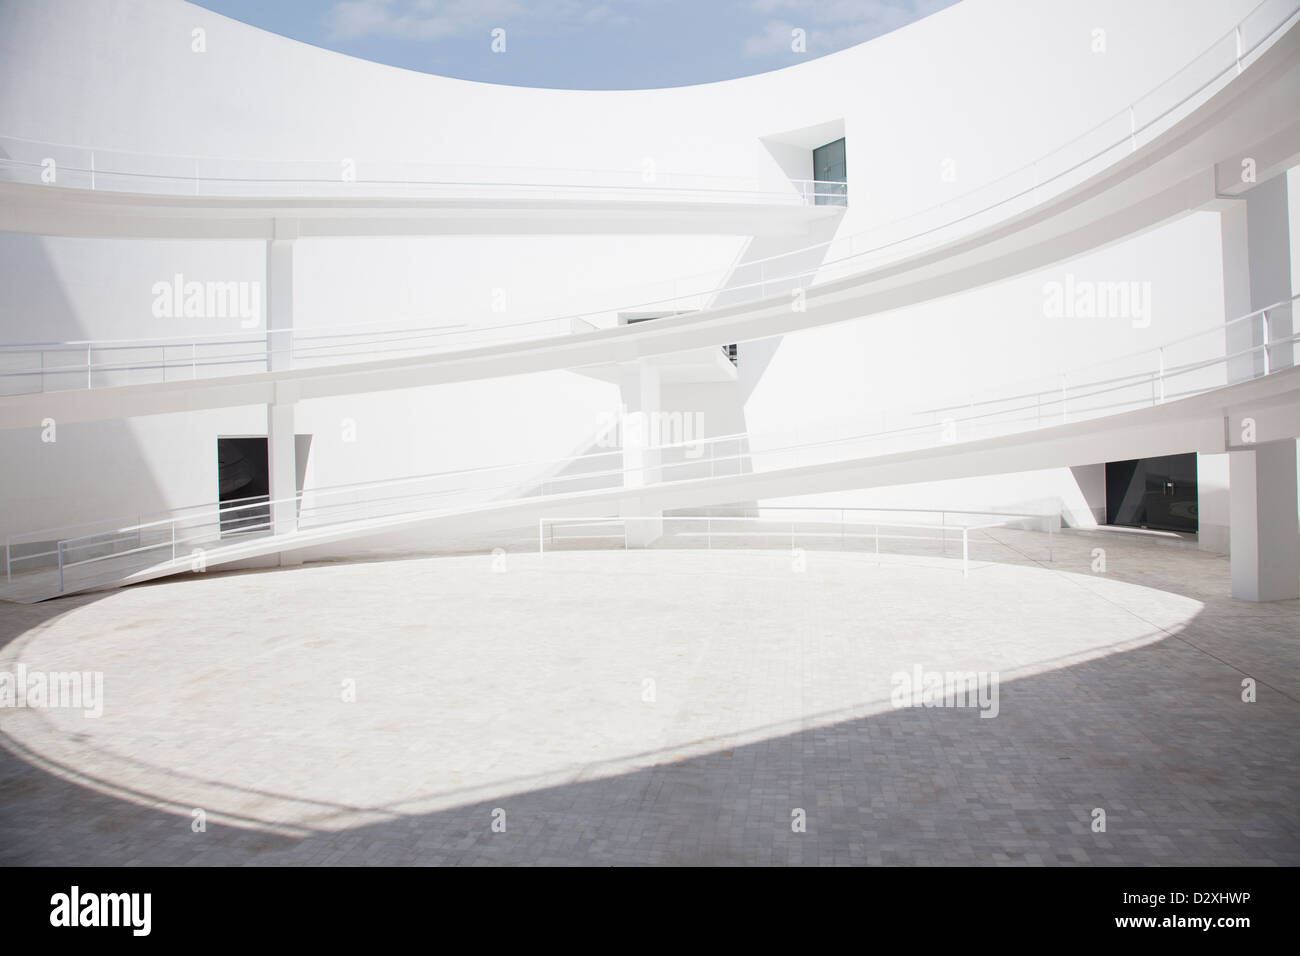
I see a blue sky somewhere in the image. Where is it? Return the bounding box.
[190,0,960,89]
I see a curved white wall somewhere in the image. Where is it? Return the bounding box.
[0,0,1275,536]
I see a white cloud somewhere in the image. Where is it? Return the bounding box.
[743,19,799,58]
[742,0,958,57]
[324,0,620,42]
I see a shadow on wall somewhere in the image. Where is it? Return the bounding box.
[508,416,626,500]
[0,229,169,544]
[715,217,847,406]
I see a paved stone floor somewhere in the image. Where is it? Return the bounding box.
[0,528,1296,865]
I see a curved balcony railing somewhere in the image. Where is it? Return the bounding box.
[0,0,1295,397]
[538,510,1059,578]
[0,131,845,207]
[5,295,1294,596]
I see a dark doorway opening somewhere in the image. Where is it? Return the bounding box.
[812,136,847,206]
[217,437,270,535]
[1105,453,1198,533]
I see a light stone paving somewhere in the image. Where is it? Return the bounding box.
[0,528,1296,866]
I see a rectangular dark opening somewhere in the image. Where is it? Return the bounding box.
[217,437,270,535]
[812,137,847,206]
[1105,453,1198,533]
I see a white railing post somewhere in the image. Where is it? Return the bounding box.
[57,539,64,593]
[86,344,92,389]
[1236,25,1243,75]
[89,151,95,190]
[1261,308,1271,376]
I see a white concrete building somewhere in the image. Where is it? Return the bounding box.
[3,0,1300,877]
[0,0,1297,602]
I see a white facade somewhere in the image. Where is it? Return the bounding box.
[0,0,1297,598]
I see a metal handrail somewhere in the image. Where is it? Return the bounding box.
[0,133,844,206]
[11,318,1294,579]
[919,294,1300,415]
[8,296,1292,590]
[537,512,1055,577]
[9,314,1294,564]
[1,1,1294,390]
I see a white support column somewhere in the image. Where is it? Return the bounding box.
[618,361,663,547]
[1213,171,1293,563]
[1219,201,1257,384]
[1246,173,1293,373]
[1220,173,1293,383]
[266,220,301,566]
[266,218,298,372]
[267,387,301,565]
[1229,440,1298,602]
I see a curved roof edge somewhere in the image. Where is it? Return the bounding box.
[179,0,968,95]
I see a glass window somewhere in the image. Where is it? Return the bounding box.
[1104,453,1198,533]
[812,138,847,206]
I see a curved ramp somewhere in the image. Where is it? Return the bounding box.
[2,18,1298,430]
[6,365,1297,602]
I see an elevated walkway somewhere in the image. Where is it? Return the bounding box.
[2,11,1297,429]
[6,351,1296,603]
[0,179,841,240]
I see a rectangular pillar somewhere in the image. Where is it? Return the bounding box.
[1220,202,1257,383]
[1246,173,1293,373]
[266,221,297,372]
[266,221,300,566]
[267,397,301,566]
[1220,173,1293,382]
[619,362,663,547]
[1229,440,1298,601]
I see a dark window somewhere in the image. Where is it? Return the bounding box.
[1105,453,1198,533]
[217,437,270,535]
[812,137,847,206]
